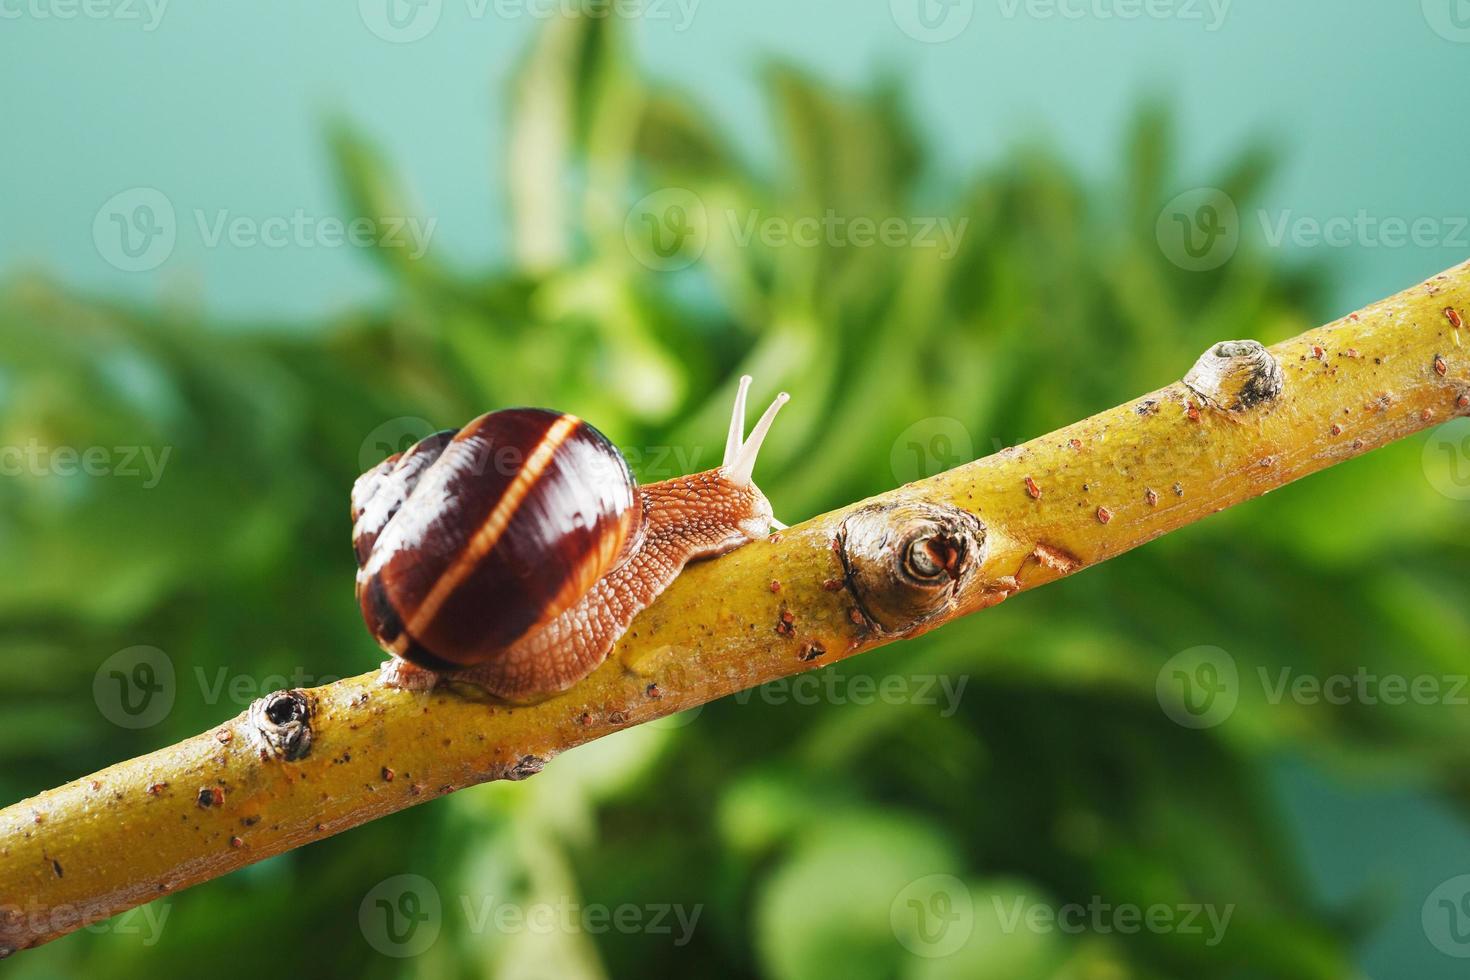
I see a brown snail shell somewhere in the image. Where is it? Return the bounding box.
[353,408,642,672]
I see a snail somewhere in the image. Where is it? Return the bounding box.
[350,376,789,700]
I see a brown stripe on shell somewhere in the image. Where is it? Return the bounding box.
[407,413,583,634]
[358,408,566,661]
[358,408,642,670]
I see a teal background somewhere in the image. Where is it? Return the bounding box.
[3,2,1469,317]
[4,3,1470,978]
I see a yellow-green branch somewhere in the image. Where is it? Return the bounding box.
[3,260,1468,955]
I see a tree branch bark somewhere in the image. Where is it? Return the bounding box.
[4,260,1469,955]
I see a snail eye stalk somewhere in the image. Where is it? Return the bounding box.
[723,374,752,470]
[722,379,789,488]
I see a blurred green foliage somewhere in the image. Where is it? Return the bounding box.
[3,13,1468,980]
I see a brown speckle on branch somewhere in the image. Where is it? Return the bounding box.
[1447,307,1463,329]
[775,611,795,637]
[1032,543,1081,575]
[196,788,223,809]
[1145,488,1159,507]
[798,642,826,662]
[1435,355,1448,377]
[146,783,167,797]
[1024,476,1042,500]
[1096,507,1113,525]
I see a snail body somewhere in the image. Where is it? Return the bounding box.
[352,377,788,700]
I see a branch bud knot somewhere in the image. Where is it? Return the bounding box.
[246,689,315,762]
[837,502,987,634]
[1183,339,1284,411]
